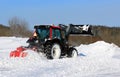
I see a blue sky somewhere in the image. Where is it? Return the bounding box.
[0,0,120,29]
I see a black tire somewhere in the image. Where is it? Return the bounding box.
[45,44,52,59]
[68,47,78,58]
[45,43,61,59]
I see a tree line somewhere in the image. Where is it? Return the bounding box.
[0,17,32,37]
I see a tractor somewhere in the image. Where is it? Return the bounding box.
[27,24,78,59]
[10,24,92,59]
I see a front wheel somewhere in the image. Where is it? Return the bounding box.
[68,47,78,58]
[45,43,61,59]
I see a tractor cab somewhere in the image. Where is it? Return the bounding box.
[34,25,64,43]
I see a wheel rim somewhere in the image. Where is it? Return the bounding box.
[72,50,78,58]
[51,44,61,59]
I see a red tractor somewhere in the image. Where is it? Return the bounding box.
[10,24,92,59]
[27,24,78,59]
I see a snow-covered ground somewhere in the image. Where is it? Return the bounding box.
[0,37,120,77]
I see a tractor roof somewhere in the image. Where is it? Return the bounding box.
[34,25,61,29]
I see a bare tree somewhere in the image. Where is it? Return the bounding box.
[8,16,30,37]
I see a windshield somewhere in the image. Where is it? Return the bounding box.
[52,29,61,39]
[37,28,49,40]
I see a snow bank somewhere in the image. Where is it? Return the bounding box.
[77,41,119,58]
[0,37,120,77]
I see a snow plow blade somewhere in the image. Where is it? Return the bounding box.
[10,46,28,58]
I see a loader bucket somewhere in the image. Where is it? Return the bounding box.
[10,46,28,58]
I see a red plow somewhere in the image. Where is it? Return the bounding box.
[10,46,28,58]
[10,46,37,58]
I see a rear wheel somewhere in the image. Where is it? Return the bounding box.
[68,47,78,58]
[45,43,61,59]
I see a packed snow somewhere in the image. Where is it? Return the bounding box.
[0,37,120,77]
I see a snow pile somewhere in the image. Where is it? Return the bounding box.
[77,41,118,58]
[0,37,120,77]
